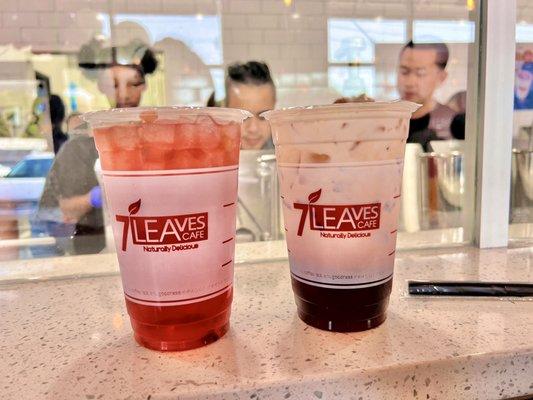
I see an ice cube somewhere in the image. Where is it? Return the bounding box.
[142,146,173,170]
[101,150,143,171]
[175,123,199,150]
[139,121,175,145]
[206,148,226,167]
[93,126,114,151]
[173,148,209,169]
[110,124,141,151]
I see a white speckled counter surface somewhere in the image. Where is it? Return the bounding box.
[1,246,532,400]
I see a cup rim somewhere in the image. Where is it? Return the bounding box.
[81,106,252,127]
[260,100,421,122]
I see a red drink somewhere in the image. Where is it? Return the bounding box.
[125,287,233,351]
[86,107,249,351]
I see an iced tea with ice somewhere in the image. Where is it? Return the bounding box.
[85,107,249,351]
[263,101,419,332]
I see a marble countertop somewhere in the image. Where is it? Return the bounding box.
[0,229,467,283]
[1,246,533,399]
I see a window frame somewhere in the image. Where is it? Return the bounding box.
[465,0,517,248]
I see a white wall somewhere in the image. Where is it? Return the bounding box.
[2,0,530,108]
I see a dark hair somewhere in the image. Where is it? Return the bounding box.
[401,40,450,70]
[49,94,65,127]
[206,91,217,107]
[111,46,158,79]
[78,40,158,76]
[450,113,465,140]
[226,61,274,88]
[225,61,275,105]
[139,48,158,75]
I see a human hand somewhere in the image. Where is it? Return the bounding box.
[89,186,103,208]
[59,192,93,224]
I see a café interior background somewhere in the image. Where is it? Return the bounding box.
[1,0,533,260]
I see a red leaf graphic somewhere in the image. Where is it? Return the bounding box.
[308,189,322,203]
[128,199,141,215]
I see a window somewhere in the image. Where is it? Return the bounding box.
[105,14,223,65]
[516,22,533,43]
[0,0,528,265]
[327,18,406,99]
[413,20,475,43]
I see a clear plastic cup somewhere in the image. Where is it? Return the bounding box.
[263,101,419,332]
[83,107,250,351]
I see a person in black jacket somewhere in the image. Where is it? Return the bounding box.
[407,113,440,152]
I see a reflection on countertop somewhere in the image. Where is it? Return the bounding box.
[0,229,457,283]
[4,225,533,283]
[0,245,532,399]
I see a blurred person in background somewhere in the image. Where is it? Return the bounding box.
[447,91,467,140]
[407,112,440,151]
[224,61,276,150]
[450,113,465,140]
[35,41,158,256]
[447,90,467,114]
[397,41,456,140]
[49,94,68,154]
[209,61,277,242]
[65,112,82,134]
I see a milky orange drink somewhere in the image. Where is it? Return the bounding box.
[263,101,419,332]
[83,107,250,351]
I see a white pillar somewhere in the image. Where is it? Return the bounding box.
[465,0,516,248]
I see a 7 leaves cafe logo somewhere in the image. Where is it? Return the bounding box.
[116,199,208,252]
[294,189,381,239]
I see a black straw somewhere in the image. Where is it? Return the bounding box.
[408,281,533,297]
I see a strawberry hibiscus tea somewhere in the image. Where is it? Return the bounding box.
[83,107,250,351]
